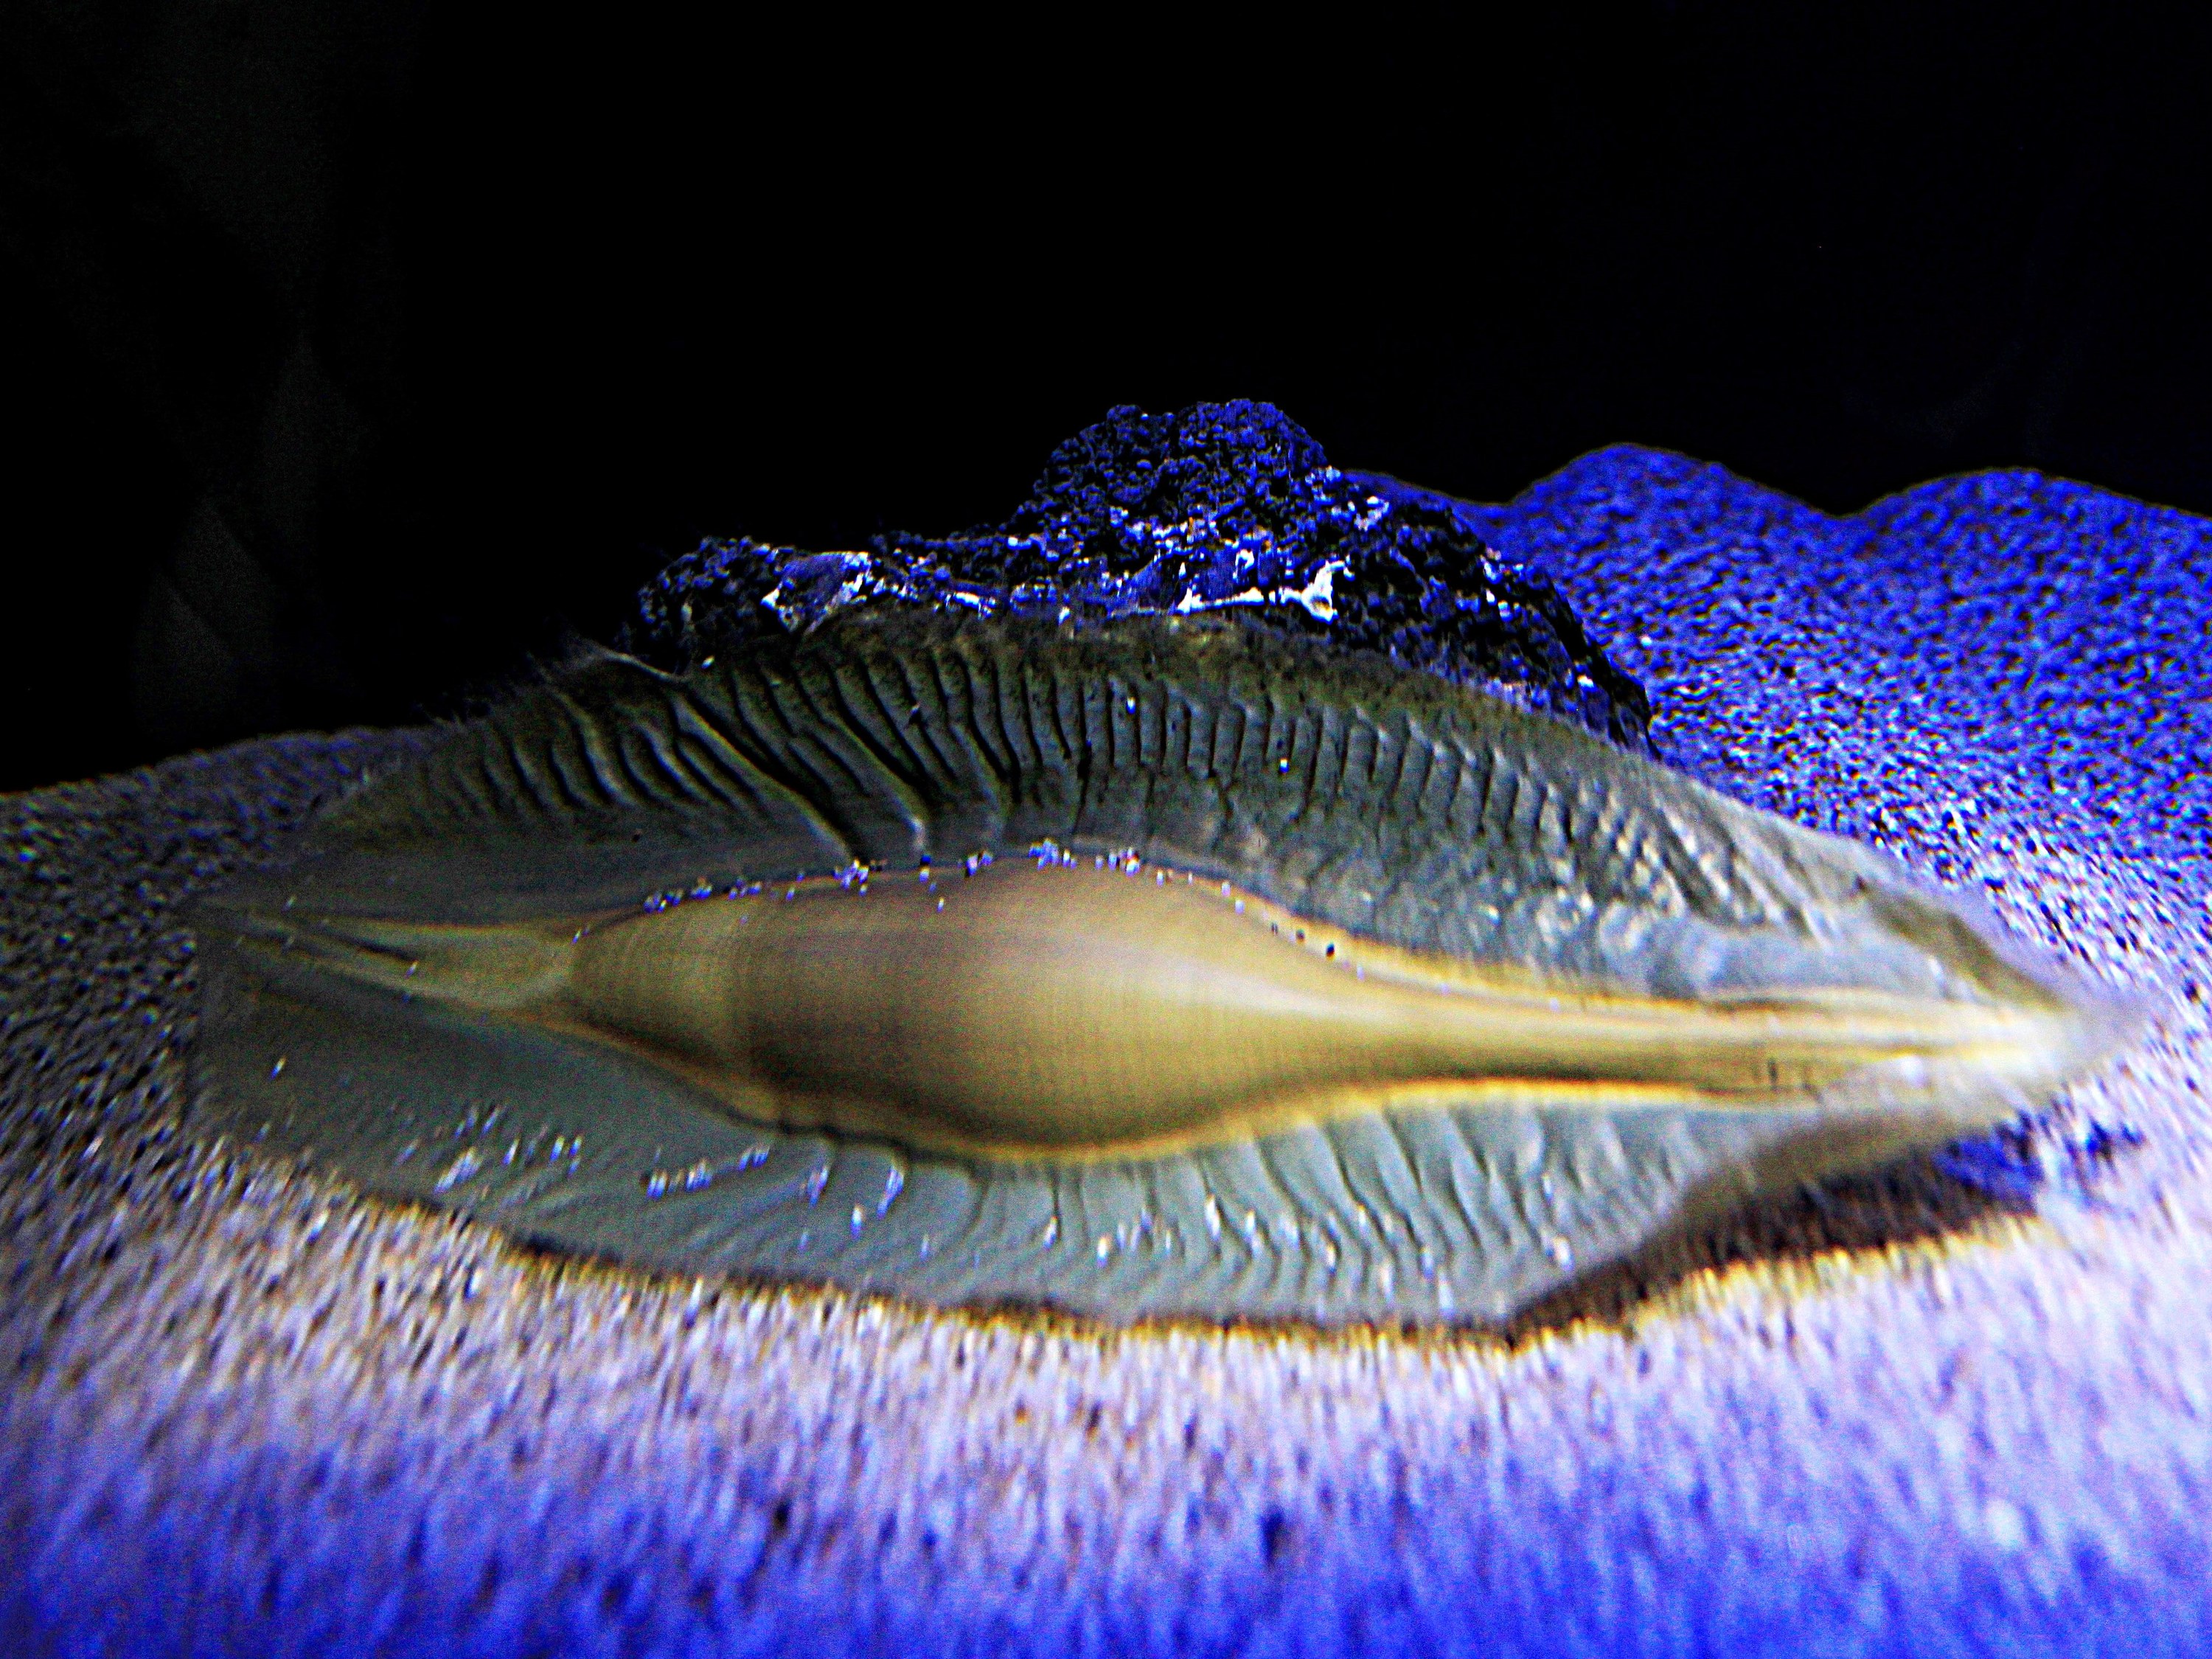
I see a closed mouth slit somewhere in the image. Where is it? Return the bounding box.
[223,858,2092,1164]
[188,611,2133,1325]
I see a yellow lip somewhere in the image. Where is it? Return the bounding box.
[261,857,2098,1166]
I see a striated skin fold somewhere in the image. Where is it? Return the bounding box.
[189,611,2129,1324]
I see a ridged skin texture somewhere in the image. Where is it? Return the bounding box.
[190,613,2109,1324]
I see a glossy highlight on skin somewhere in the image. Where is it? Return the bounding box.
[254,858,2093,1164]
[188,611,2130,1324]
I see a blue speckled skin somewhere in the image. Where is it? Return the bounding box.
[629,403,1654,750]
[3,445,2208,1658]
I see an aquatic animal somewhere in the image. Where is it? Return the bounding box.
[189,610,2122,1324]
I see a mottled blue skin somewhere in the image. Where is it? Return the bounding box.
[630,402,1654,751]
[6,443,2210,1659]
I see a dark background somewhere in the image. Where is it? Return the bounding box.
[4,5,2207,791]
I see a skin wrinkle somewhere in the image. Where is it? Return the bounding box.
[871,655,959,808]
[1047,673,1089,828]
[504,717,575,827]
[799,658,912,837]
[1244,1135,1312,1277]
[812,666,933,855]
[7,455,2206,1655]
[722,672,862,866]
[605,692,677,812]
[706,672,856,863]
[1009,655,1057,805]
[492,712,559,823]
[756,669,854,841]
[551,684,633,810]
[537,699,603,818]
[958,651,1018,795]
[1430,1120,1501,1265]
[657,691,748,821]
[665,695,769,824]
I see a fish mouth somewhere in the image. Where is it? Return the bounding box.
[187,611,2138,1324]
[215,856,2109,1166]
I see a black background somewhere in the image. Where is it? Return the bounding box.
[4,5,2207,791]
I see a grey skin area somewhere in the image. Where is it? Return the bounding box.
[188,612,2114,1324]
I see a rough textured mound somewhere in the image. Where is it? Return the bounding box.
[627,401,1653,751]
[4,445,2209,1656]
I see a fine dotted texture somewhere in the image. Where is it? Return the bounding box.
[3,448,2209,1656]
[188,616,2058,1326]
